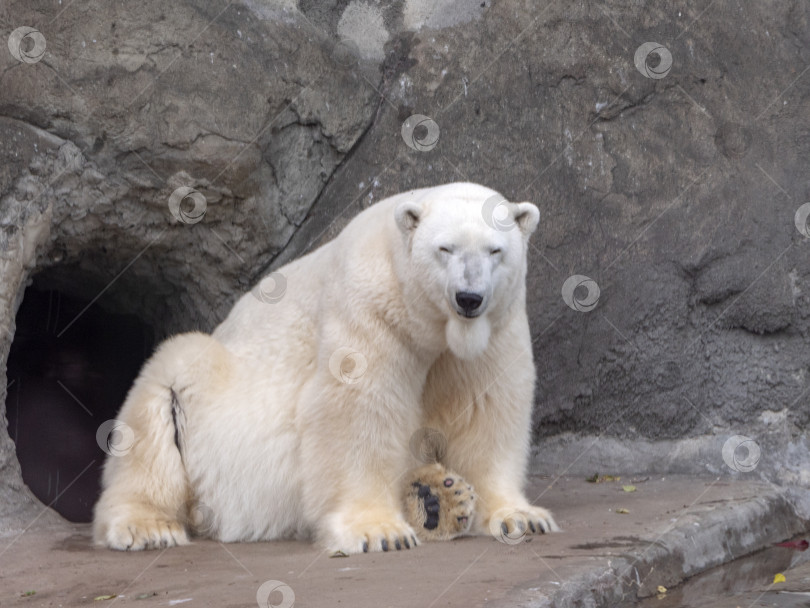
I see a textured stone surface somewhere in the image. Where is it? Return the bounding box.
[0,0,382,525]
[284,0,810,475]
[2,476,808,607]
[1,0,810,527]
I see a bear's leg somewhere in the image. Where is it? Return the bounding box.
[299,354,425,554]
[93,332,232,550]
[451,409,560,540]
[431,348,559,541]
[309,433,421,553]
[402,463,476,541]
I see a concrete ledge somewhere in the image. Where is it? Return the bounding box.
[500,479,810,607]
[532,432,810,487]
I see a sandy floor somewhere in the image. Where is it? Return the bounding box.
[0,475,788,608]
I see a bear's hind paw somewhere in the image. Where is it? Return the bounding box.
[404,463,476,541]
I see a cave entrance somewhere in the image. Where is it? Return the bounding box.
[5,278,155,522]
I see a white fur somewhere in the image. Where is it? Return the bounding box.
[93,182,557,553]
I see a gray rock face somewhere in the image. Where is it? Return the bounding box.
[1,0,809,526]
[0,0,381,525]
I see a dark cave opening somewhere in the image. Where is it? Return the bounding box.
[5,279,156,522]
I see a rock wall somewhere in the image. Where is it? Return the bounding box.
[1,0,809,526]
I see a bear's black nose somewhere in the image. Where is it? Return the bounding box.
[455,291,483,314]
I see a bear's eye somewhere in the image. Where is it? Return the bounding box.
[490,248,502,255]
[438,246,452,254]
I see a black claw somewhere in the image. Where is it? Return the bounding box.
[362,540,368,553]
[539,522,546,534]
[395,539,402,550]
[381,539,389,552]
[412,535,418,547]
[403,536,410,549]
[501,522,509,536]
[529,521,536,533]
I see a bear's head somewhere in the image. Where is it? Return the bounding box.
[394,183,539,360]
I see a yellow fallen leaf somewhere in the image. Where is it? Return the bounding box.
[616,508,630,514]
[94,596,117,601]
[657,585,667,594]
[330,550,349,558]
[587,474,621,483]
[773,573,786,584]
[623,485,637,493]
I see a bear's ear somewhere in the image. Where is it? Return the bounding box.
[395,201,421,234]
[513,202,540,236]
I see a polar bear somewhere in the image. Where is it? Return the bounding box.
[93,182,558,553]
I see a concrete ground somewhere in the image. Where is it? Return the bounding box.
[1,475,808,608]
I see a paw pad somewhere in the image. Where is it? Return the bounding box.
[404,464,477,542]
[413,482,441,530]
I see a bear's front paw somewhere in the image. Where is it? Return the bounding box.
[404,463,476,541]
[324,511,418,554]
[487,505,559,543]
[100,515,189,551]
